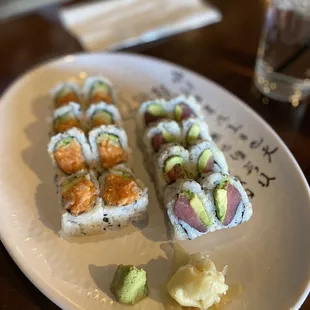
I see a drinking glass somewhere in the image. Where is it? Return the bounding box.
[254,0,310,103]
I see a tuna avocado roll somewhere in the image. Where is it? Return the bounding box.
[143,120,181,153]
[57,170,104,237]
[51,82,81,108]
[155,144,189,195]
[83,76,115,106]
[99,164,148,229]
[89,125,130,171]
[167,96,202,122]
[181,118,212,147]
[86,101,122,130]
[137,99,168,132]
[48,128,92,175]
[188,140,229,179]
[200,172,253,228]
[165,180,216,240]
[53,102,82,134]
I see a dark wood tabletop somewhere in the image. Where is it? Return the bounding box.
[0,0,309,309]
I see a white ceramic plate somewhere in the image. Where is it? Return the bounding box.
[0,53,309,310]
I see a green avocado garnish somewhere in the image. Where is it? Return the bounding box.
[56,86,73,99]
[110,265,148,305]
[55,137,73,150]
[175,105,183,121]
[112,169,133,180]
[61,176,84,193]
[147,104,165,116]
[164,155,184,173]
[214,181,229,223]
[162,130,174,142]
[96,133,119,145]
[90,82,109,95]
[92,110,113,125]
[187,124,200,144]
[197,149,213,174]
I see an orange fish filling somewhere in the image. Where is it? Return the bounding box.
[54,140,87,174]
[54,118,81,133]
[102,174,141,206]
[98,139,127,169]
[55,92,80,108]
[62,177,97,216]
[91,92,113,104]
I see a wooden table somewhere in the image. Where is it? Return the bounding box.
[0,0,309,309]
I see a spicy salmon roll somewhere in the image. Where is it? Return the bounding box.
[89,125,130,171]
[137,99,168,132]
[48,128,92,175]
[57,170,103,236]
[181,118,212,147]
[86,101,122,130]
[53,102,82,134]
[99,164,148,229]
[143,120,181,154]
[167,96,203,122]
[155,143,189,195]
[187,140,228,179]
[51,82,81,108]
[164,179,217,240]
[199,172,253,228]
[83,76,115,106]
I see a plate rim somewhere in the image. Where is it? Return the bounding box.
[0,52,309,310]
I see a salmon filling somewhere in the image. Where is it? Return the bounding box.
[54,118,81,133]
[54,140,87,174]
[98,139,127,169]
[91,92,113,104]
[55,92,79,108]
[62,177,97,216]
[102,174,141,206]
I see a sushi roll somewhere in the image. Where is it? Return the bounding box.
[83,76,115,106]
[164,180,217,240]
[48,128,92,175]
[167,95,203,122]
[155,143,189,195]
[57,170,104,236]
[89,125,130,171]
[137,99,168,132]
[200,172,253,228]
[143,120,181,153]
[53,102,82,134]
[85,101,122,130]
[51,81,81,108]
[99,164,148,229]
[187,140,229,179]
[181,117,212,147]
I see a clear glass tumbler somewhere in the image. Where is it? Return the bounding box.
[254,0,310,103]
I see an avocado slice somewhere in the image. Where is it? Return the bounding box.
[55,137,73,150]
[175,105,183,121]
[97,133,119,144]
[91,82,109,95]
[190,194,212,227]
[162,130,174,142]
[164,155,184,173]
[214,181,228,223]
[92,110,113,125]
[56,86,74,100]
[197,149,213,174]
[187,124,200,144]
[112,169,133,180]
[61,176,84,193]
[110,265,148,305]
[147,104,165,116]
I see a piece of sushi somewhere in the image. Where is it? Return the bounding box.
[48,128,93,175]
[136,99,168,132]
[50,81,82,108]
[155,143,189,196]
[143,120,182,154]
[164,179,217,240]
[199,172,253,228]
[181,117,212,147]
[83,76,115,107]
[89,125,130,172]
[53,102,83,134]
[99,164,148,229]
[57,170,104,236]
[85,101,122,130]
[187,140,229,179]
[166,95,203,122]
